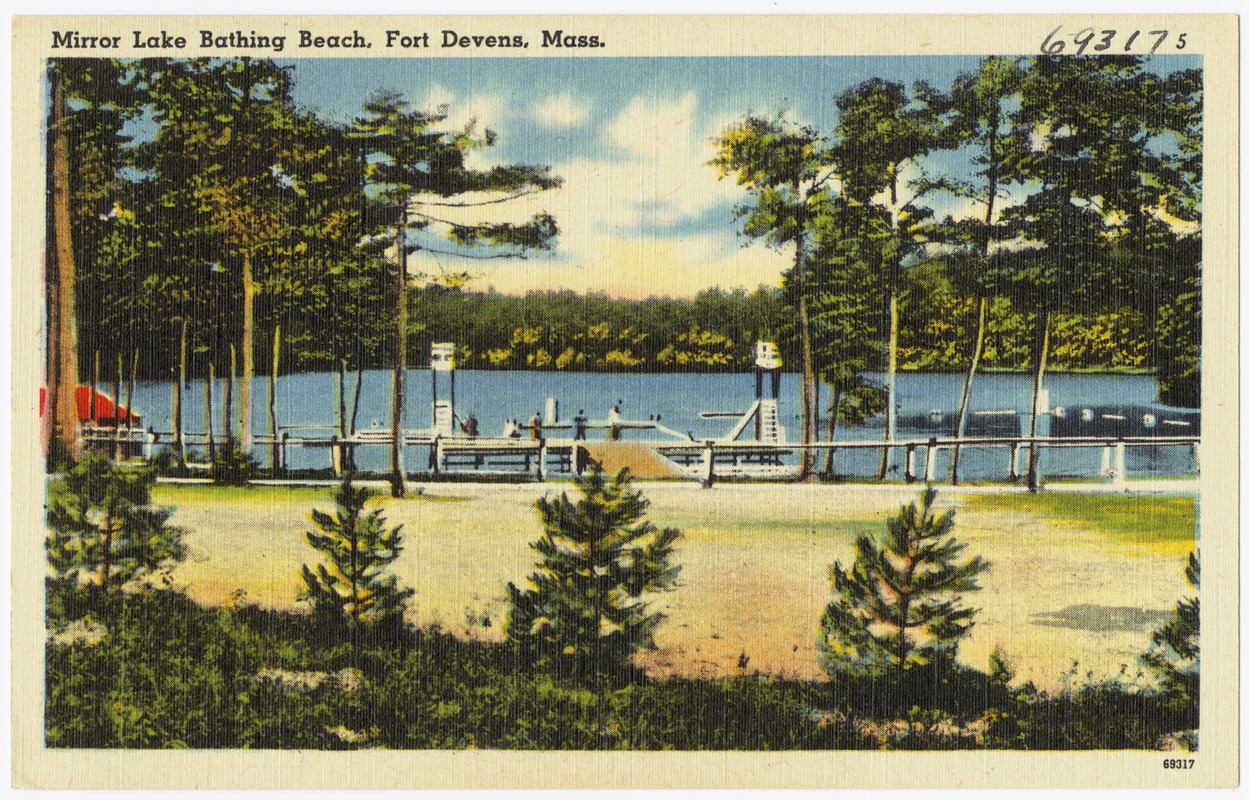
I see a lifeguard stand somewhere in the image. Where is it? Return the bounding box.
[753,342,783,444]
[430,342,456,436]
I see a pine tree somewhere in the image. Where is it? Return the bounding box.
[299,477,414,653]
[819,486,988,681]
[46,454,185,616]
[506,468,681,682]
[1142,552,1199,705]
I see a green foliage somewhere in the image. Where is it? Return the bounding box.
[298,478,414,647]
[210,445,258,486]
[1155,265,1202,407]
[506,468,681,683]
[62,57,1198,390]
[820,487,988,681]
[1141,552,1200,706]
[45,587,1196,751]
[45,454,185,613]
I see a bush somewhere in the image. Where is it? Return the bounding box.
[211,445,257,485]
[298,477,415,658]
[819,486,988,689]
[506,467,681,685]
[46,454,184,621]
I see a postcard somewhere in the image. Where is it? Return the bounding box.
[11,12,1238,789]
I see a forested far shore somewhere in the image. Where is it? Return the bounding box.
[77,278,1161,381]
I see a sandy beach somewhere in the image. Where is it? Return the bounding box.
[159,480,1196,691]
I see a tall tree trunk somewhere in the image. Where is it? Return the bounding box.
[47,69,81,466]
[877,284,899,480]
[204,361,216,462]
[112,351,123,458]
[268,324,281,474]
[952,110,1000,486]
[1026,307,1051,492]
[223,344,235,449]
[239,249,255,451]
[878,175,901,481]
[172,319,187,468]
[337,357,356,472]
[390,208,408,497]
[821,382,842,479]
[336,358,348,440]
[350,360,364,437]
[125,347,137,437]
[949,296,987,485]
[791,186,816,482]
[813,380,821,443]
[90,351,100,424]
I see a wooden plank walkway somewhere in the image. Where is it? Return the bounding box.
[578,441,686,479]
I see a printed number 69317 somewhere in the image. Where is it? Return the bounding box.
[1163,759,1196,769]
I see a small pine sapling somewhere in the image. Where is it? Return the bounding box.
[299,477,414,652]
[506,467,681,683]
[819,486,988,682]
[46,453,185,618]
[1142,551,1199,705]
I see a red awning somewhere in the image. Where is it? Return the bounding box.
[39,386,142,425]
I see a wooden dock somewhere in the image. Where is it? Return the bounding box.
[81,426,1200,489]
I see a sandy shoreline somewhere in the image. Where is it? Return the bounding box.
[160,480,1196,691]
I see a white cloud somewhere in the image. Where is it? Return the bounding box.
[533,92,588,128]
[602,93,742,227]
[414,85,512,170]
[407,90,792,298]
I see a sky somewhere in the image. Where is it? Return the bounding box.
[285,54,1198,300]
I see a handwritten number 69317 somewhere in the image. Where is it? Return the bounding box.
[1041,26,1186,54]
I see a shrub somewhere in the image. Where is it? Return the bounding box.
[506,467,681,684]
[819,486,988,685]
[46,454,184,620]
[298,477,414,657]
[211,445,257,485]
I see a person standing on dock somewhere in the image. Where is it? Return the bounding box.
[573,409,588,441]
[530,413,543,441]
[608,403,621,442]
[461,412,478,438]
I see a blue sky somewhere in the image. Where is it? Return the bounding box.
[285,55,1199,299]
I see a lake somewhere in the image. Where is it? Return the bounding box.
[121,369,1198,481]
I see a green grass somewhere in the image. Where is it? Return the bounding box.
[152,484,469,506]
[961,493,1196,551]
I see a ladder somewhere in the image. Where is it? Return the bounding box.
[432,401,455,437]
[755,399,784,444]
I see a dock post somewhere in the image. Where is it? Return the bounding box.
[276,431,287,473]
[701,441,715,489]
[430,435,442,476]
[904,444,916,483]
[924,437,937,482]
[1113,439,1126,489]
[1008,441,1020,482]
[536,439,547,481]
[330,435,343,477]
[1099,445,1112,477]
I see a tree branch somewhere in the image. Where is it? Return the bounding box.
[411,189,547,208]
[415,245,530,260]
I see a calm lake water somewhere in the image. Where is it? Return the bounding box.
[122,370,1198,480]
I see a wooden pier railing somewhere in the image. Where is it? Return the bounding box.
[81,426,1199,489]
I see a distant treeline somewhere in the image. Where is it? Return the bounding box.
[404,270,1153,376]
